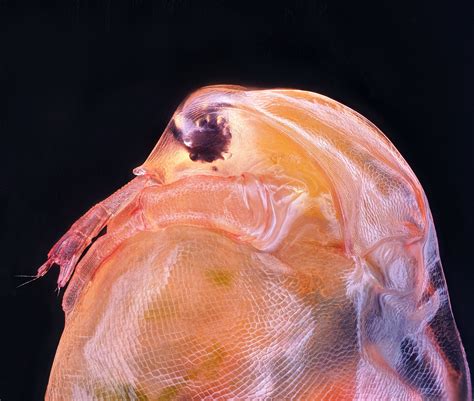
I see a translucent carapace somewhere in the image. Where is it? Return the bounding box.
[39,86,470,400]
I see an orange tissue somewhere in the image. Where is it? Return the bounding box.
[39,86,470,400]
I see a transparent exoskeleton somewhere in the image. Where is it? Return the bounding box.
[38,86,470,400]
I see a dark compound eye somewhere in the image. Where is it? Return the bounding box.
[170,110,232,163]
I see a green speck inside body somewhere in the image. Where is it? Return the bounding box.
[205,268,233,287]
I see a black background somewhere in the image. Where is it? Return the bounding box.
[1,1,473,400]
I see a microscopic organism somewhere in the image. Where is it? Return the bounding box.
[38,86,471,400]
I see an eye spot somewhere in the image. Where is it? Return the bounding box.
[196,117,207,127]
[171,108,232,163]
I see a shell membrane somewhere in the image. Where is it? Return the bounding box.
[44,85,470,400]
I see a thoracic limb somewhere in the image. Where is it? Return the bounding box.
[37,176,150,288]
